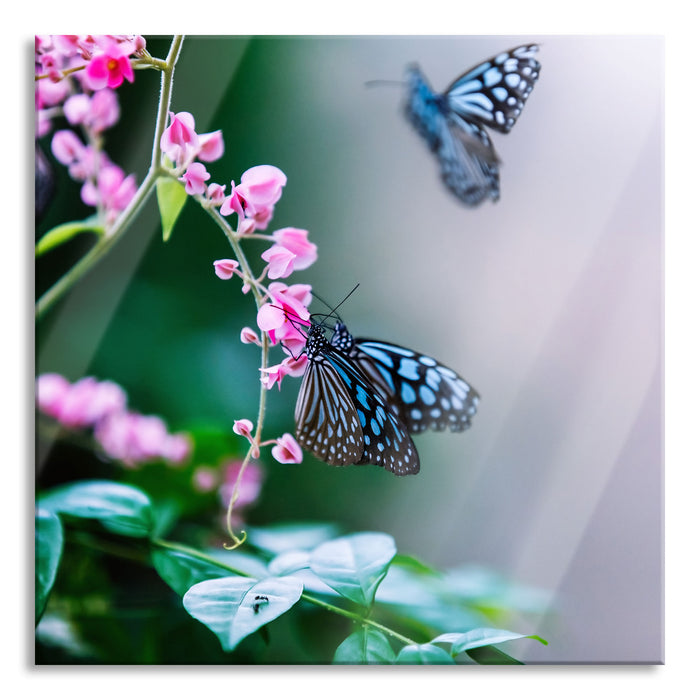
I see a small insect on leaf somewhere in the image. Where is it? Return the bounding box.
[252,594,269,614]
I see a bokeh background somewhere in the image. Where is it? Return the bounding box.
[36,35,663,663]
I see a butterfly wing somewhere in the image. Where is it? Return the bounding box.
[351,339,480,434]
[294,356,364,466]
[323,348,420,475]
[439,114,500,205]
[445,44,540,134]
[405,64,500,205]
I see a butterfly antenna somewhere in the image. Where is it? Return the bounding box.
[312,284,360,328]
[364,79,406,89]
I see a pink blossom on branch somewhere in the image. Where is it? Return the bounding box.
[180,162,210,195]
[213,258,239,280]
[197,130,224,162]
[271,228,317,271]
[260,355,308,390]
[256,282,312,355]
[84,41,135,90]
[261,244,296,280]
[220,165,287,230]
[271,433,303,464]
[160,111,199,167]
[240,327,261,345]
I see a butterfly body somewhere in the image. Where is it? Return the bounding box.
[405,44,540,206]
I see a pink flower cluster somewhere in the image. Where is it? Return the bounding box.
[160,111,300,237]
[35,35,143,136]
[36,35,142,226]
[51,130,137,226]
[36,373,191,468]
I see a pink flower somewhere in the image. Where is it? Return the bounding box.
[272,228,317,271]
[240,327,261,345]
[220,165,287,227]
[271,433,303,464]
[160,111,199,166]
[95,411,184,467]
[162,433,192,465]
[232,418,254,439]
[63,93,91,125]
[36,373,71,418]
[197,130,224,162]
[205,183,226,207]
[213,258,239,280]
[233,418,259,457]
[54,377,127,428]
[80,164,137,223]
[180,162,210,195]
[260,355,308,390]
[192,466,219,493]
[86,89,120,132]
[261,244,296,280]
[218,460,264,510]
[84,42,135,90]
[238,165,287,206]
[256,282,312,354]
[51,129,85,166]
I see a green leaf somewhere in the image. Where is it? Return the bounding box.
[156,176,187,242]
[35,509,64,624]
[395,643,456,665]
[333,627,396,664]
[37,480,154,538]
[152,547,269,596]
[392,552,442,576]
[246,521,340,555]
[432,627,548,655]
[35,216,103,256]
[310,532,396,608]
[466,645,524,665]
[267,549,311,576]
[183,576,304,652]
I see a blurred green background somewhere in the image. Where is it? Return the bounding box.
[36,36,663,663]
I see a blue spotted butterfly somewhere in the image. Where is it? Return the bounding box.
[294,318,479,476]
[405,44,540,206]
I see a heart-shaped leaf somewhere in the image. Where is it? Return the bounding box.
[35,509,63,624]
[333,627,396,664]
[267,549,311,576]
[395,643,456,665]
[432,627,548,654]
[182,576,303,652]
[310,532,396,607]
[37,480,154,538]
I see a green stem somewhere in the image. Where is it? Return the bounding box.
[35,35,185,321]
[152,537,417,647]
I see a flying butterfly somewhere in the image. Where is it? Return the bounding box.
[294,320,421,476]
[404,43,541,206]
[330,321,480,434]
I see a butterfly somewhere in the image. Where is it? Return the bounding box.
[405,44,540,206]
[293,317,479,476]
[330,321,479,434]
